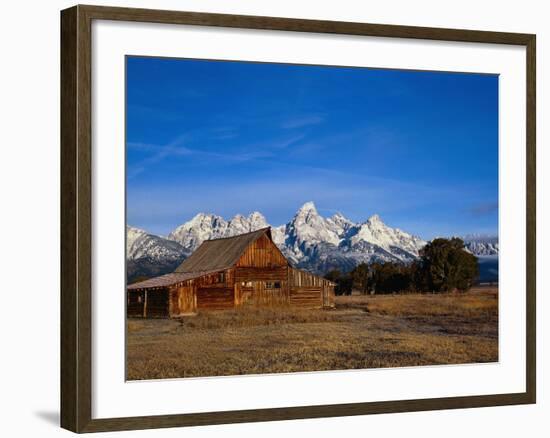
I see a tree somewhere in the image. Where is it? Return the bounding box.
[368,262,411,294]
[324,269,353,295]
[351,263,370,294]
[324,269,341,284]
[409,260,429,292]
[419,237,479,292]
[448,248,479,291]
[337,274,353,296]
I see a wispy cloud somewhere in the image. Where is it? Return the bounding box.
[127,104,190,122]
[127,142,159,150]
[282,115,324,129]
[128,131,307,178]
[468,202,498,216]
[127,134,193,178]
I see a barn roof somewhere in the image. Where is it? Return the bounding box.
[127,270,220,290]
[175,227,272,273]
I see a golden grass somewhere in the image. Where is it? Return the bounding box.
[177,306,338,330]
[126,286,498,380]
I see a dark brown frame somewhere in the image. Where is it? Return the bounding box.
[61,4,536,433]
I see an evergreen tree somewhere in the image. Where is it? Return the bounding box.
[420,237,479,292]
[324,269,353,295]
[351,263,370,294]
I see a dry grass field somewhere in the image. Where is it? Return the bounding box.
[126,286,498,380]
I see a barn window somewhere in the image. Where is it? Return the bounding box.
[266,281,281,289]
[218,272,225,283]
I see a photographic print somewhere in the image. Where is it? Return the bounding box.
[125,56,499,381]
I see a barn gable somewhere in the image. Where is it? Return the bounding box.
[174,227,274,273]
[235,232,288,268]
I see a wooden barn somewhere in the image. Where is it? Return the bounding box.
[127,227,335,318]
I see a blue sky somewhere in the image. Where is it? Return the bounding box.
[126,56,498,240]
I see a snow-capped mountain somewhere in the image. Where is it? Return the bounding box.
[284,202,342,260]
[167,212,269,251]
[276,203,426,273]
[348,214,425,257]
[463,234,499,256]
[162,202,425,274]
[126,226,188,283]
[127,226,187,261]
[127,202,498,280]
[325,212,355,237]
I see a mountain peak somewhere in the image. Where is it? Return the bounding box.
[127,225,187,262]
[327,212,354,229]
[190,212,218,222]
[247,211,268,228]
[127,224,146,233]
[367,214,383,224]
[298,201,317,213]
[248,211,266,220]
[293,201,323,225]
[331,212,352,223]
[296,201,319,216]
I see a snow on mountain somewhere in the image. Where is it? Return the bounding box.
[284,202,341,259]
[128,201,498,277]
[463,234,499,256]
[247,211,270,230]
[167,211,269,251]
[126,226,189,283]
[161,202,427,273]
[325,212,354,237]
[465,241,499,256]
[127,226,187,261]
[167,213,229,251]
[271,224,286,246]
[348,214,425,259]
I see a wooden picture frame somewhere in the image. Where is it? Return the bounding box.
[61,4,536,433]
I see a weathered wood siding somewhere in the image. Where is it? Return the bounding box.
[234,264,288,307]
[231,235,291,307]
[234,266,288,282]
[235,280,290,307]
[236,233,288,268]
[197,287,234,310]
[288,267,335,308]
[168,270,235,314]
[169,285,195,315]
